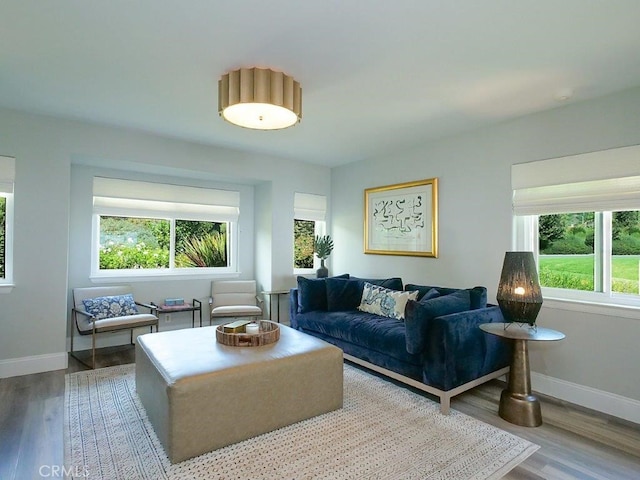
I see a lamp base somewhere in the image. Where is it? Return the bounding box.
[501,337,542,427]
[499,390,542,427]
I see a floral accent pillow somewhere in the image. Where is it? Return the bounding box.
[82,294,139,320]
[358,282,419,320]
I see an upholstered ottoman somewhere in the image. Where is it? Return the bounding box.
[135,324,343,463]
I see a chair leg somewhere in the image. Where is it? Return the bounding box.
[91,331,96,369]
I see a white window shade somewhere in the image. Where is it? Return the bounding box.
[512,145,640,215]
[294,192,326,221]
[0,156,15,194]
[93,177,240,221]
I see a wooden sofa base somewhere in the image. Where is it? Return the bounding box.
[343,353,509,414]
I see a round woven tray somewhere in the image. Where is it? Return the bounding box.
[216,320,280,347]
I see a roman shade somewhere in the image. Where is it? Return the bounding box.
[294,192,326,221]
[93,177,240,221]
[512,144,640,215]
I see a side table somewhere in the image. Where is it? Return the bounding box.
[479,322,565,427]
[261,290,290,323]
[151,299,203,328]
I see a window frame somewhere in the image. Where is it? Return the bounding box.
[293,218,326,275]
[91,212,239,281]
[0,192,14,291]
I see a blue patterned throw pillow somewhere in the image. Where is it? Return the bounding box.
[358,282,418,320]
[82,294,139,320]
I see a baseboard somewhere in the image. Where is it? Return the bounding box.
[0,352,68,378]
[532,372,640,425]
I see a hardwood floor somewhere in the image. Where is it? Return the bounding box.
[1,345,639,479]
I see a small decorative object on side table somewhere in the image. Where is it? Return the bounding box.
[150,299,202,328]
[480,322,565,427]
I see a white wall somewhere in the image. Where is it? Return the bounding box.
[0,108,330,376]
[331,86,640,423]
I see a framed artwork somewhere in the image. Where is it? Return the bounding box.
[364,178,438,257]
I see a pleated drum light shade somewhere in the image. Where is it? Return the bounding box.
[218,67,302,130]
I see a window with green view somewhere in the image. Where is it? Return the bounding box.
[538,211,640,296]
[99,216,228,270]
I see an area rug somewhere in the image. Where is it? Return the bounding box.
[64,364,538,479]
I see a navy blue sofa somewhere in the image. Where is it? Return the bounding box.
[289,275,511,413]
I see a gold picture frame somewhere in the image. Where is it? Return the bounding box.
[364,178,438,257]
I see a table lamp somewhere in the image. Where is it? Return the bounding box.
[496,251,543,327]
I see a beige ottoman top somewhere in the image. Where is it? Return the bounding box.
[137,324,340,385]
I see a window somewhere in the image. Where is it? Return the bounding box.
[293,193,327,271]
[512,145,640,308]
[0,156,15,288]
[526,211,640,302]
[92,177,239,278]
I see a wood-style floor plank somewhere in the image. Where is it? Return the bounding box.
[1,345,639,479]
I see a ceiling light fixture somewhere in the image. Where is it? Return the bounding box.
[218,67,302,130]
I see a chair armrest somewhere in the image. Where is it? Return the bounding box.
[255,295,264,306]
[136,301,157,313]
[72,307,94,319]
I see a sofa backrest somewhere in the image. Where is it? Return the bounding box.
[296,274,404,313]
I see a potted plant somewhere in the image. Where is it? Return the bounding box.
[314,234,334,278]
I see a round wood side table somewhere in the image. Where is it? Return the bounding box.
[480,322,565,427]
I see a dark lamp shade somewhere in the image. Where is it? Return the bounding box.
[496,251,543,325]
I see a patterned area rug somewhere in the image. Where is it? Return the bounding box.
[65,364,538,479]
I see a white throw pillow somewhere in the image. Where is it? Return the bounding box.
[358,282,418,320]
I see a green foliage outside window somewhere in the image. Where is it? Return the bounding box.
[294,219,315,268]
[100,217,170,269]
[99,216,228,269]
[175,230,227,267]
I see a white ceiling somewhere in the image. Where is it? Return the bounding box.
[2,1,640,167]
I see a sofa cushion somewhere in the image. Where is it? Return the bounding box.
[326,277,404,311]
[294,310,422,366]
[326,278,363,311]
[420,288,441,302]
[82,294,139,320]
[358,282,419,320]
[404,289,471,354]
[405,284,487,310]
[297,274,349,313]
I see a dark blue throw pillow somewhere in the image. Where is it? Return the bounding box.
[419,288,441,303]
[326,278,364,311]
[297,274,349,313]
[405,284,487,309]
[404,289,471,355]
